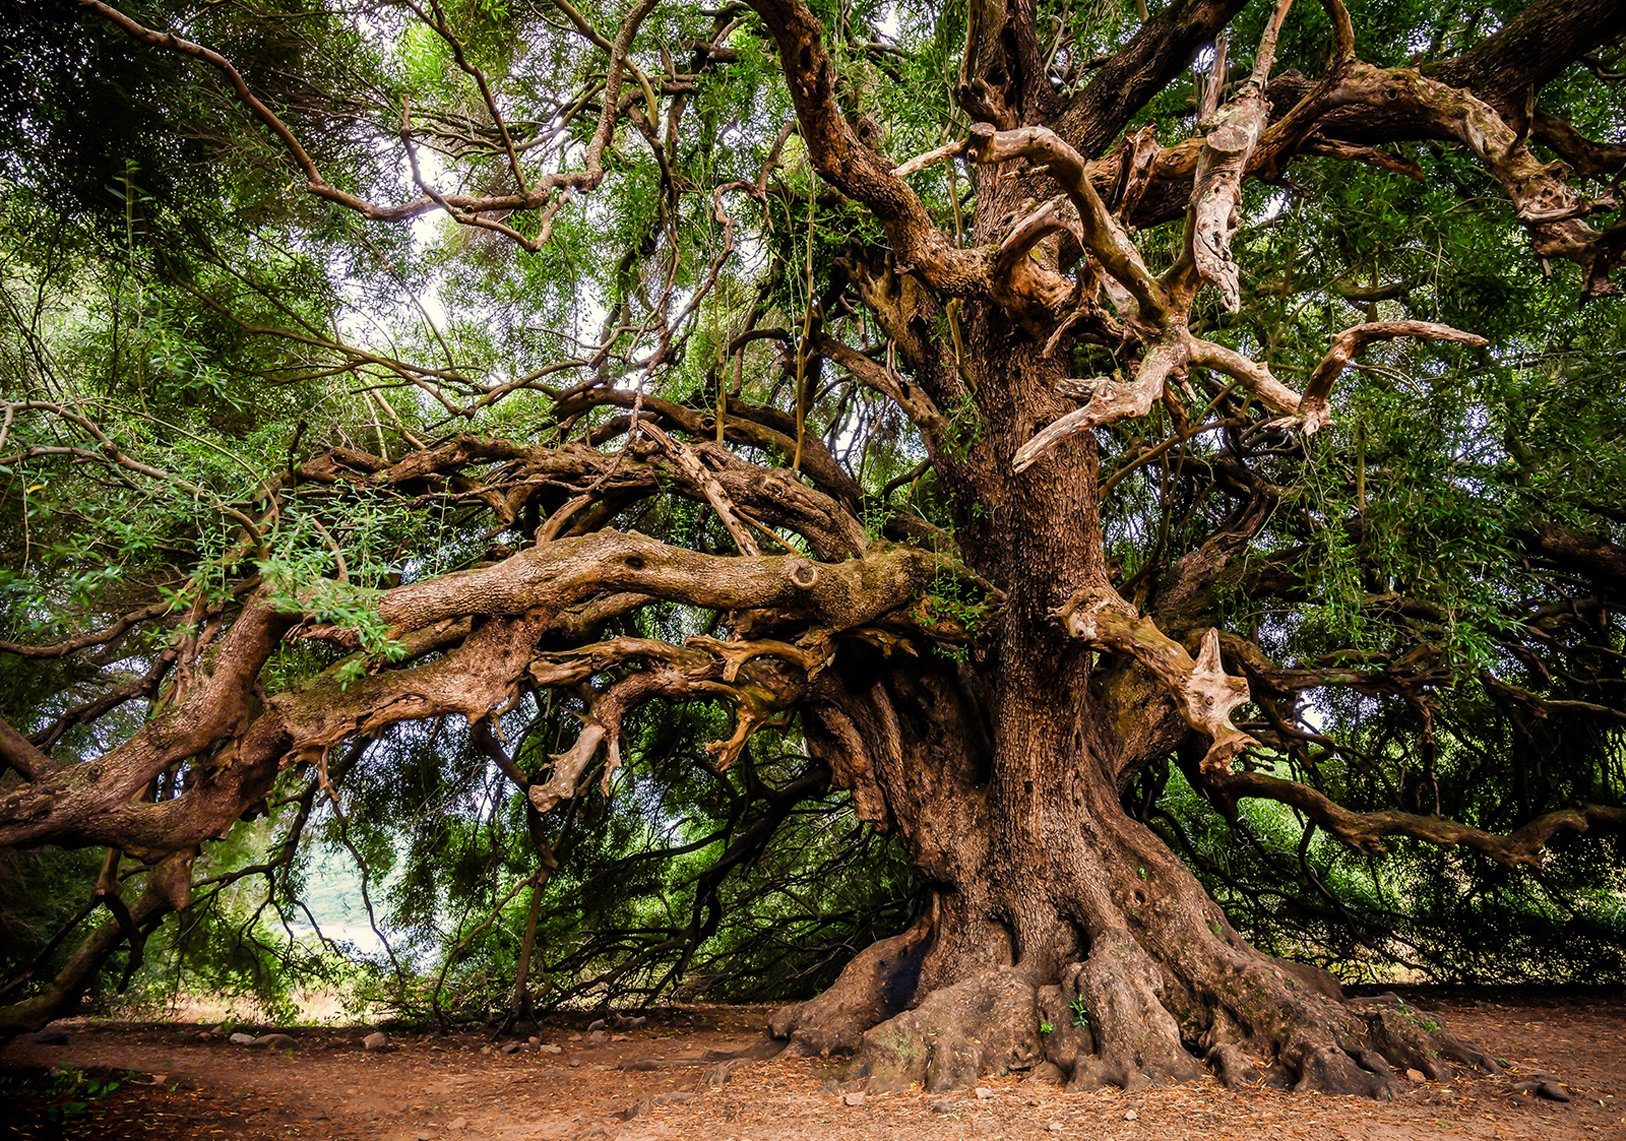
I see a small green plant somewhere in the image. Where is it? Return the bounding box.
[924,558,989,664]
[1394,998,1442,1034]
[1038,1019,1054,1035]
[1069,994,1090,1029]
[858,494,891,541]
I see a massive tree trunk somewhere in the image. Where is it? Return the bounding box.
[769,280,1490,1098]
[777,648,1492,1095]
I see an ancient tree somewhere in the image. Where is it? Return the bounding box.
[2,0,1625,1096]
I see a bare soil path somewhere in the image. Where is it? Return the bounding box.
[2,991,1622,1139]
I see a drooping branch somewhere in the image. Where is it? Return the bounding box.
[1072,589,1626,870]
[1532,110,1626,180]
[0,597,178,659]
[523,634,829,812]
[640,422,761,556]
[0,852,194,1034]
[814,335,948,448]
[79,0,661,248]
[1,400,264,542]
[1215,769,1626,869]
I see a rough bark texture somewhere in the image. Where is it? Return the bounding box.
[758,0,1530,1093]
[768,324,1496,1095]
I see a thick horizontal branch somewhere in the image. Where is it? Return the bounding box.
[1523,525,1626,587]
[1213,768,1626,869]
[372,530,935,636]
[0,528,952,852]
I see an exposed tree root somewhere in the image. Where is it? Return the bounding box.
[846,970,1042,1092]
[1215,982,1499,1097]
[1061,937,1206,1090]
[771,928,1499,1099]
[768,923,927,1056]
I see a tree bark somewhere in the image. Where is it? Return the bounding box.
[769,263,1494,1099]
[776,647,1494,1093]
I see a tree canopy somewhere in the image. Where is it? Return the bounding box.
[1,0,1623,1096]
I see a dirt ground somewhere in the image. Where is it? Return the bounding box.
[2,990,1622,1140]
